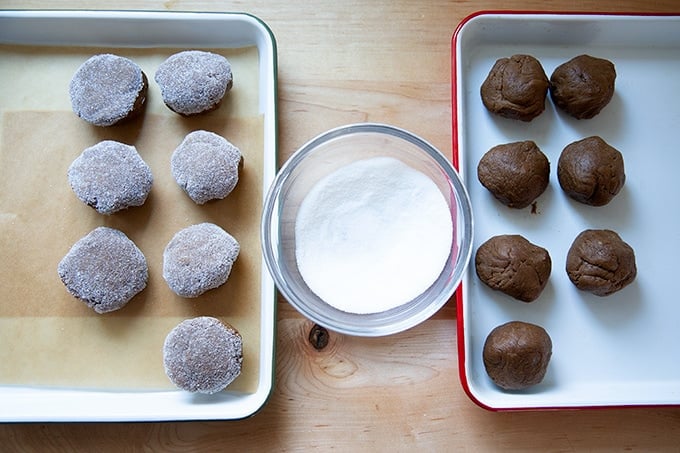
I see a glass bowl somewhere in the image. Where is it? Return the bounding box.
[261,123,473,336]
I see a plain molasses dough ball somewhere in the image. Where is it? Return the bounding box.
[477,140,550,209]
[475,235,552,303]
[557,136,625,207]
[171,130,242,204]
[566,229,637,296]
[68,140,153,215]
[163,223,240,298]
[549,54,616,119]
[163,316,243,394]
[483,321,552,390]
[480,54,549,121]
[155,50,233,116]
[57,227,148,313]
[69,54,148,126]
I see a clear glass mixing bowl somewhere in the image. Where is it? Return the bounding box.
[261,123,473,336]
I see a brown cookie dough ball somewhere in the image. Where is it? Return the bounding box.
[477,140,550,209]
[154,50,233,116]
[69,54,148,126]
[163,316,243,394]
[57,227,148,313]
[475,235,552,302]
[483,321,552,390]
[549,55,616,119]
[566,229,636,296]
[163,223,240,298]
[171,130,242,204]
[480,54,549,121]
[68,140,153,215]
[557,136,625,207]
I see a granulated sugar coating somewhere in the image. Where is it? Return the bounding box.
[67,140,153,215]
[163,223,240,298]
[163,316,243,394]
[57,227,148,314]
[154,50,233,116]
[171,130,242,204]
[69,54,148,126]
[295,157,454,314]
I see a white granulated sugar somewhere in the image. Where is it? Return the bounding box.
[295,156,453,314]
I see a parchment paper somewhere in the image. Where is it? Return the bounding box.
[0,46,264,391]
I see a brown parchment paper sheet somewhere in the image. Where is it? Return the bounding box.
[0,45,265,391]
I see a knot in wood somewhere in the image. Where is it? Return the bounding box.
[308,324,329,350]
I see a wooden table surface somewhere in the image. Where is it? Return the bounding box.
[2,0,680,450]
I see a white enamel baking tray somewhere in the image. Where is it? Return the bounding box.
[0,10,277,422]
[453,12,680,410]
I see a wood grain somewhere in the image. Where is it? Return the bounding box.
[2,0,680,451]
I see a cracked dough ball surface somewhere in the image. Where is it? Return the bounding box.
[480,54,549,121]
[550,54,616,119]
[477,140,550,209]
[483,321,552,390]
[566,229,636,296]
[475,234,552,302]
[557,136,625,207]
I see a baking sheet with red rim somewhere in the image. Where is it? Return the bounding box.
[452,11,680,410]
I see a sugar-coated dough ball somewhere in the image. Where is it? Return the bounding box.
[68,140,153,215]
[58,227,148,313]
[154,50,233,116]
[477,140,550,209]
[557,136,625,207]
[480,54,549,122]
[566,229,636,296]
[171,130,242,204]
[475,234,552,303]
[163,223,240,297]
[163,316,243,394]
[483,321,552,390]
[549,54,616,119]
[69,54,148,126]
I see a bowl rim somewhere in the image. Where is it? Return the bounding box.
[261,122,474,336]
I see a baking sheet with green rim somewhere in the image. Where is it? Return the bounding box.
[0,10,277,422]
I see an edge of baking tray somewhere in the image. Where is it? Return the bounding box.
[451,10,680,412]
[0,9,278,423]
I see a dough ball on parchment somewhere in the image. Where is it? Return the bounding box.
[155,50,233,116]
[57,226,148,313]
[68,140,153,215]
[171,130,242,205]
[163,316,243,394]
[162,223,240,298]
[69,54,148,127]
